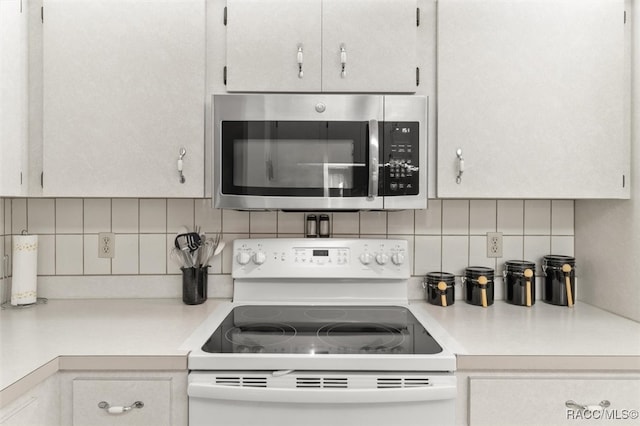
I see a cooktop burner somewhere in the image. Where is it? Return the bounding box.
[201,305,443,355]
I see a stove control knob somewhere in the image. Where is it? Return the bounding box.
[391,253,405,265]
[359,252,373,265]
[236,252,251,265]
[252,251,267,265]
[375,253,389,265]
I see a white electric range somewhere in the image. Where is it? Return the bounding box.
[185,238,457,426]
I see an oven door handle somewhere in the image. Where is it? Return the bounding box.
[188,383,456,404]
[367,119,379,201]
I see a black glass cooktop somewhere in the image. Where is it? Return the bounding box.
[201,305,443,355]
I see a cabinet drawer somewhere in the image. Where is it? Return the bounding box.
[469,377,640,426]
[72,378,171,426]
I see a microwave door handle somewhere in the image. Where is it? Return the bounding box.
[368,119,379,200]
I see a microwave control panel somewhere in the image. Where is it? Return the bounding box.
[380,122,419,196]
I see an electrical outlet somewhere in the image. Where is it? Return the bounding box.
[486,232,503,258]
[98,232,115,258]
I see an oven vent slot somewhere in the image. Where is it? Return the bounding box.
[376,377,431,388]
[296,377,348,389]
[215,376,268,388]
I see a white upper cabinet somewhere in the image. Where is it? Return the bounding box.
[226,0,323,92]
[0,0,29,197]
[321,0,418,92]
[225,0,418,93]
[42,0,205,197]
[437,0,630,199]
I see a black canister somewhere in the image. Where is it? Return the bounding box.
[181,266,209,305]
[463,266,494,307]
[424,272,456,307]
[542,255,576,307]
[504,260,536,307]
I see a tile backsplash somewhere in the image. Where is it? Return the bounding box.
[1,198,574,301]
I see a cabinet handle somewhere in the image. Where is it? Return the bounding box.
[565,400,610,413]
[456,148,464,184]
[178,147,186,184]
[340,45,347,78]
[98,400,144,414]
[297,45,304,78]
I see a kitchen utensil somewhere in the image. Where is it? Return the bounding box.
[463,266,494,307]
[562,263,574,307]
[198,239,215,266]
[503,260,536,307]
[478,276,488,307]
[170,247,193,268]
[524,268,533,307]
[424,272,455,307]
[212,240,225,258]
[437,282,448,307]
[542,255,576,307]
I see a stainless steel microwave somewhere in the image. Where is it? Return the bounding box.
[212,94,427,210]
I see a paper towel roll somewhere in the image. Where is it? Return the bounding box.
[11,234,38,306]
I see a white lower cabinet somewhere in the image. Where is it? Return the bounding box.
[59,371,187,426]
[0,374,60,426]
[458,373,640,426]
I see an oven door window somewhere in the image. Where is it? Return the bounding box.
[221,121,369,197]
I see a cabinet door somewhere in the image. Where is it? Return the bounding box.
[225,0,322,92]
[437,0,629,199]
[322,0,417,93]
[469,377,640,426]
[42,0,205,197]
[0,373,59,426]
[0,0,28,197]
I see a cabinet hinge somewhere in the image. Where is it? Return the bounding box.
[416,67,420,86]
[224,6,227,25]
[416,8,420,26]
[223,66,227,85]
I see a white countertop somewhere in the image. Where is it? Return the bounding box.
[411,301,640,371]
[2,298,639,404]
[0,299,221,393]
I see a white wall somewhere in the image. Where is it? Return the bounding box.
[575,0,640,322]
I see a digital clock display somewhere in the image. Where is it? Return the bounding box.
[313,250,329,257]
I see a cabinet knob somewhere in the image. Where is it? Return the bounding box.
[98,400,144,414]
[297,45,304,78]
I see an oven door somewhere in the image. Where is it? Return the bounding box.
[189,371,456,426]
[213,94,383,210]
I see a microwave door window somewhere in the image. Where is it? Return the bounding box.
[222,121,369,197]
